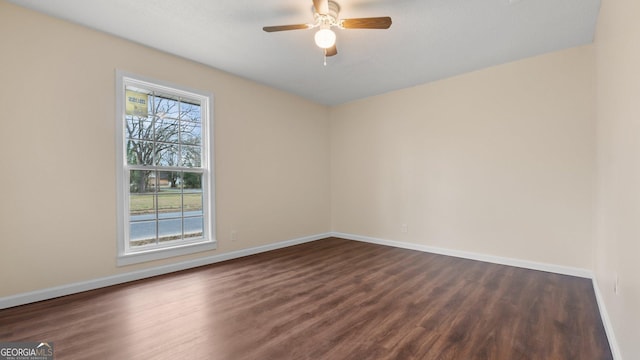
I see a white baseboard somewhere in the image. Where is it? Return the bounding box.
[592,278,622,360]
[0,233,330,310]
[330,232,593,278]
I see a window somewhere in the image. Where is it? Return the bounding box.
[116,71,215,266]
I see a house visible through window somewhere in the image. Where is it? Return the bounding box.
[116,72,215,265]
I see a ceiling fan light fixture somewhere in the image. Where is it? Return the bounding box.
[314,27,336,49]
[263,0,391,58]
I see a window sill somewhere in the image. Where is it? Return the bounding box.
[117,240,217,266]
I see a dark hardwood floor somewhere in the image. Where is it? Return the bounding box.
[0,237,612,359]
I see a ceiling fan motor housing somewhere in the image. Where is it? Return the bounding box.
[327,1,340,20]
[314,0,341,27]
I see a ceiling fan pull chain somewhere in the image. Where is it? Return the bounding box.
[323,51,327,66]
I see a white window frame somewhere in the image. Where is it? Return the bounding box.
[115,70,216,266]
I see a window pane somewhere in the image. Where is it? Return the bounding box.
[125,88,150,117]
[159,170,181,189]
[181,123,201,146]
[130,194,156,218]
[180,102,201,123]
[156,143,180,166]
[129,170,155,194]
[155,117,180,143]
[129,220,157,247]
[158,218,182,243]
[184,216,204,239]
[181,145,201,167]
[182,172,202,190]
[183,191,203,213]
[154,95,180,120]
[125,116,153,140]
[158,187,182,214]
[127,140,154,166]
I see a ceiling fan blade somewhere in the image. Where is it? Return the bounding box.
[341,17,392,29]
[263,24,311,32]
[313,0,329,14]
[325,44,337,57]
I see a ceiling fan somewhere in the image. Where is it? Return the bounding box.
[263,0,392,58]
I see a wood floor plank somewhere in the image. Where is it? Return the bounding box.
[0,238,612,359]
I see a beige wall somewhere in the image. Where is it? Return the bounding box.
[0,2,330,296]
[595,0,640,358]
[330,45,596,269]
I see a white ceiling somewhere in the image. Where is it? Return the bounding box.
[8,0,600,105]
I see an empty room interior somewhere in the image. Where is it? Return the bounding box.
[0,0,638,358]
